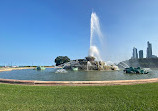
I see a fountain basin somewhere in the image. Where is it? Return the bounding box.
[0,68,158,82]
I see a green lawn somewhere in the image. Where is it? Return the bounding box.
[0,83,158,111]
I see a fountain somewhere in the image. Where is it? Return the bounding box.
[86,12,119,71]
[61,12,119,71]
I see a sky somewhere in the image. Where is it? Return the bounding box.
[0,0,158,66]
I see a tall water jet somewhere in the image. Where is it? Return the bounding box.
[89,12,103,61]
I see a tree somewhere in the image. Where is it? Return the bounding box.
[55,56,70,66]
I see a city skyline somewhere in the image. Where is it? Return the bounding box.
[132,41,157,59]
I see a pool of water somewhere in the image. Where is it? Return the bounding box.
[0,68,158,81]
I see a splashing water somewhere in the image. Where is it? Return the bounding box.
[87,61,92,71]
[89,46,101,61]
[89,12,103,61]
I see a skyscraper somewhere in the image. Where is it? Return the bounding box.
[147,41,152,58]
[132,47,138,59]
[139,50,143,59]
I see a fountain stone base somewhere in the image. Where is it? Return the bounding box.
[63,56,119,71]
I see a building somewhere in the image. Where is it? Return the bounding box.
[147,41,152,58]
[139,50,143,59]
[132,47,138,59]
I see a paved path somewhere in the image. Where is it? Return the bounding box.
[0,78,158,86]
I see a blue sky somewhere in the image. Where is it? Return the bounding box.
[0,0,158,66]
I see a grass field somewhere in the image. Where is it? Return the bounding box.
[0,83,158,111]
